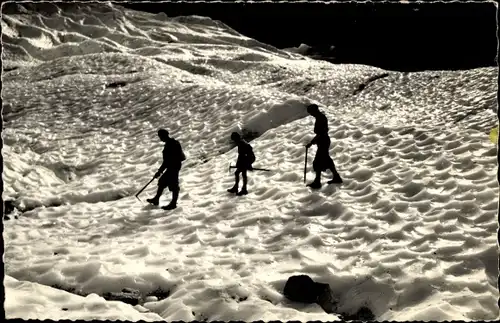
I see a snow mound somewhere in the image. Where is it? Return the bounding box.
[4,275,163,320]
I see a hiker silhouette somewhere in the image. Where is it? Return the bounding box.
[227,132,256,196]
[147,129,186,210]
[305,104,343,189]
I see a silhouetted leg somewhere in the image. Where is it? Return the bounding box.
[228,170,240,193]
[327,158,343,184]
[237,170,248,195]
[307,171,322,189]
[163,168,180,210]
[327,166,343,184]
[164,188,179,210]
[148,176,167,205]
[307,155,322,189]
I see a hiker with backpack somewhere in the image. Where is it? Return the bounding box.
[227,132,255,196]
[147,128,186,210]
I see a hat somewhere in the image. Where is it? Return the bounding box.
[158,129,169,137]
[231,132,241,141]
[307,104,319,113]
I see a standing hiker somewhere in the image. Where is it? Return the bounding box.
[147,128,186,210]
[305,104,343,189]
[227,132,255,196]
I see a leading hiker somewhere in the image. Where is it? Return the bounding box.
[147,129,186,210]
[227,132,255,196]
[305,104,343,189]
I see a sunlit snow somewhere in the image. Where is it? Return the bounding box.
[2,3,499,321]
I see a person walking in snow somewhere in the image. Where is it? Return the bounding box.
[147,128,186,210]
[227,132,255,196]
[305,104,343,189]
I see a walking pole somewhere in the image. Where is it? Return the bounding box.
[135,177,155,202]
[304,146,309,183]
[229,165,272,172]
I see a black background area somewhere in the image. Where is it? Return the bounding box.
[122,1,498,72]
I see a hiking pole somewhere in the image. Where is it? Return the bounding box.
[228,164,272,172]
[304,146,309,183]
[135,177,155,202]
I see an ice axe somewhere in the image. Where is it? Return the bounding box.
[135,177,155,202]
[228,164,271,174]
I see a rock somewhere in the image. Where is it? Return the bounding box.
[284,275,318,303]
[3,67,19,73]
[295,43,312,55]
[283,275,375,320]
[283,275,338,314]
[1,3,29,14]
[4,200,16,216]
[300,45,337,62]
[102,288,141,306]
[357,306,376,320]
[315,282,337,313]
[2,3,60,15]
[24,3,61,15]
[352,73,390,95]
[106,81,127,89]
[147,287,170,301]
[340,306,375,321]
[284,275,333,303]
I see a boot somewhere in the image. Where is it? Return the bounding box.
[162,203,177,210]
[328,176,343,185]
[163,190,179,210]
[227,185,238,193]
[146,197,159,206]
[307,181,322,189]
[237,187,248,196]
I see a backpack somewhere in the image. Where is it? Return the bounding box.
[178,142,186,162]
[169,139,186,162]
[247,145,255,164]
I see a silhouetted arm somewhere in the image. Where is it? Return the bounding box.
[310,135,319,146]
[157,160,168,175]
[155,148,168,177]
[306,135,318,148]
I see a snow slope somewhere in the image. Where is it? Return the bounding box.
[2,2,499,321]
